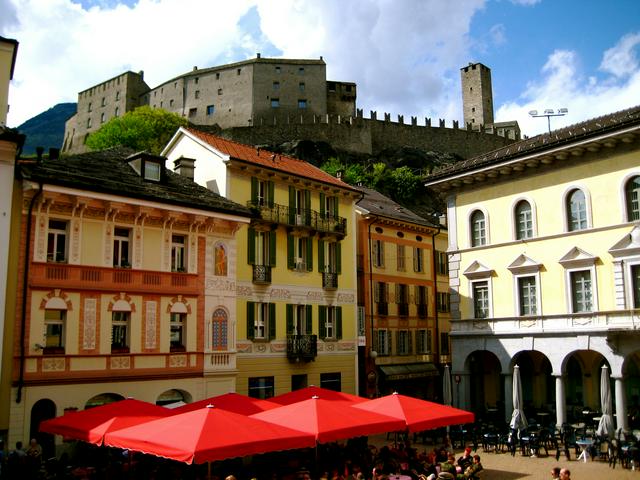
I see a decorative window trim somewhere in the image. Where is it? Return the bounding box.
[467,206,490,248]
[561,185,592,232]
[510,196,537,240]
[469,278,493,319]
[559,247,598,313]
[609,226,640,308]
[619,171,640,223]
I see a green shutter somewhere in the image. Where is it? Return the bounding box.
[336,307,342,340]
[304,190,311,225]
[305,305,312,334]
[268,303,276,340]
[250,177,258,204]
[333,197,339,218]
[269,230,276,266]
[306,237,313,271]
[287,234,294,269]
[288,186,296,224]
[318,240,325,272]
[267,181,275,207]
[319,193,326,218]
[372,329,378,352]
[286,304,294,335]
[318,305,327,339]
[336,242,342,274]
[247,228,256,265]
[246,302,255,340]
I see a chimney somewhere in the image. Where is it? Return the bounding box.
[438,214,447,228]
[257,53,261,59]
[49,148,60,160]
[336,169,343,180]
[173,156,195,180]
[193,66,198,71]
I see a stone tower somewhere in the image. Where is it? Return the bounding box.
[461,62,494,128]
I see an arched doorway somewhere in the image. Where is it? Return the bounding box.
[466,350,502,421]
[623,351,640,429]
[84,392,124,409]
[30,399,56,458]
[512,350,553,419]
[564,351,610,423]
[156,389,193,407]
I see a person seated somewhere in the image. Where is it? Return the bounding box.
[457,447,473,472]
[440,454,457,476]
[456,455,483,480]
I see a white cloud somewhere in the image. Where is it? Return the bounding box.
[600,32,640,78]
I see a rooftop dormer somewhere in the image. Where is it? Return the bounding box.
[127,151,166,183]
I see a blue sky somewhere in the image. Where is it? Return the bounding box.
[2,0,639,137]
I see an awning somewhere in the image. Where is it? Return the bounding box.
[379,363,439,381]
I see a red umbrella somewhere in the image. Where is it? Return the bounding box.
[39,398,172,445]
[270,386,367,405]
[104,405,316,464]
[251,396,405,443]
[352,392,475,432]
[171,392,279,415]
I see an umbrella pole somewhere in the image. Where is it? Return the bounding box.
[207,461,212,480]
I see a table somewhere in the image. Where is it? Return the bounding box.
[576,438,594,462]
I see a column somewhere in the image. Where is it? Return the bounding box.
[615,376,628,433]
[555,375,566,428]
[503,373,513,424]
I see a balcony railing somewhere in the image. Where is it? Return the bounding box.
[322,271,338,290]
[30,262,199,295]
[252,264,272,284]
[397,303,409,317]
[287,334,317,362]
[247,200,347,236]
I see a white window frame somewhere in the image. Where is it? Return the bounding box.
[294,236,308,271]
[171,234,187,272]
[255,230,270,266]
[566,268,596,313]
[376,329,389,355]
[44,309,66,351]
[470,280,491,319]
[324,241,338,273]
[254,302,269,339]
[47,219,69,263]
[397,330,410,355]
[413,247,424,272]
[508,254,543,317]
[625,260,640,309]
[325,306,336,339]
[562,185,592,232]
[111,310,130,351]
[467,207,490,247]
[416,329,429,354]
[559,247,598,313]
[464,260,494,319]
[397,244,406,271]
[170,312,186,350]
[113,227,131,267]
[511,197,537,240]
[373,239,385,268]
[515,274,540,316]
[619,172,640,223]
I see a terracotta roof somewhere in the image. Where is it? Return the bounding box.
[185,127,357,191]
[356,187,439,229]
[427,104,640,181]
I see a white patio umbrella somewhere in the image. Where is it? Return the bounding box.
[443,364,453,407]
[596,364,615,439]
[509,364,528,434]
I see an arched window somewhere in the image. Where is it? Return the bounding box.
[214,243,227,276]
[515,200,533,240]
[85,392,124,409]
[212,308,228,350]
[567,189,587,231]
[470,210,486,247]
[625,176,640,221]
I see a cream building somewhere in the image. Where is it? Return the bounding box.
[426,105,640,431]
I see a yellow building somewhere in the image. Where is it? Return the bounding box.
[426,105,640,430]
[163,129,361,397]
[355,187,450,399]
[9,148,250,454]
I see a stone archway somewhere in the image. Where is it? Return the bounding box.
[512,350,553,425]
[466,350,503,421]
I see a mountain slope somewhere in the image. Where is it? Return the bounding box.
[17,103,76,156]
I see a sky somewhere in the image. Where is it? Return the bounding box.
[2,0,639,138]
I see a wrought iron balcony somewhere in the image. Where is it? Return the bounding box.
[322,271,338,290]
[286,334,317,362]
[247,200,347,236]
[397,303,409,317]
[252,264,272,284]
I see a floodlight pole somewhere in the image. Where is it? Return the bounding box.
[528,108,568,133]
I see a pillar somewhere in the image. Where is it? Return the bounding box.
[555,375,566,428]
[503,373,513,424]
[614,376,628,432]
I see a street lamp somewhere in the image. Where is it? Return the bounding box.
[528,107,568,133]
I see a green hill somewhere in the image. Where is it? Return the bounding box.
[16,103,76,156]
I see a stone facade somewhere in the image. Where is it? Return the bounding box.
[461,62,494,128]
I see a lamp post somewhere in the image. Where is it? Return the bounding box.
[528,108,568,133]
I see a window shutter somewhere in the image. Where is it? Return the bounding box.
[306,237,313,271]
[318,240,325,271]
[267,181,274,207]
[408,331,413,354]
[372,241,378,263]
[413,248,418,272]
[395,284,400,304]
[247,227,256,265]
[304,190,311,225]
[269,230,276,266]
[396,330,401,353]
[319,193,326,218]
[287,234,294,269]
[336,307,342,339]
[286,304,294,335]
[333,197,339,218]
[388,330,393,355]
[372,329,378,353]
[288,186,296,224]
[374,282,380,303]
[268,303,276,340]
[336,242,342,274]
[250,177,258,204]
[305,305,312,334]
[318,306,327,339]
[246,302,255,340]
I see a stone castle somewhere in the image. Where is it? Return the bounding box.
[62,55,519,159]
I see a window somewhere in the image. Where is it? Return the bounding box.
[114,106,120,117]
[248,228,275,267]
[111,311,130,352]
[416,329,431,354]
[571,270,593,312]
[273,81,280,90]
[518,276,538,315]
[246,302,275,340]
[631,264,640,308]
[292,374,308,391]
[275,66,281,74]
[397,330,411,355]
[298,67,305,75]
[206,105,215,115]
[319,239,341,274]
[375,329,389,355]
[328,81,336,92]
[515,200,533,239]
[115,91,120,101]
[194,77,199,84]
[625,176,640,221]
[320,372,341,392]
[217,88,223,95]
[251,177,274,207]
[113,227,131,267]
[100,112,105,123]
[440,332,450,355]
[376,282,388,315]
[87,117,92,128]
[248,376,274,399]
[271,98,280,108]
[567,189,588,231]
[215,72,220,80]
[472,281,489,318]
[397,245,406,271]
[44,309,65,354]
[195,90,200,99]
[169,99,174,107]
[320,193,338,220]
[437,292,450,313]
[416,285,428,318]
[413,247,424,272]
[319,305,342,340]
[396,284,409,316]
[373,239,385,267]
[299,82,305,92]
[101,97,106,107]
[436,251,449,275]
[47,219,68,262]
[171,235,186,272]
[87,102,92,112]
[170,313,186,351]
[470,210,486,246]
[237,68,241,75]
[143,161,161,181]
[286,304,312,335]
[214,243,227,276]
[298,99,307,109]
[189,107,197,117]
[288,235,312,272]
[211,308,228,350]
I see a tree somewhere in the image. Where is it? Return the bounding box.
[85,106,188,155]
[389,166,421,204]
